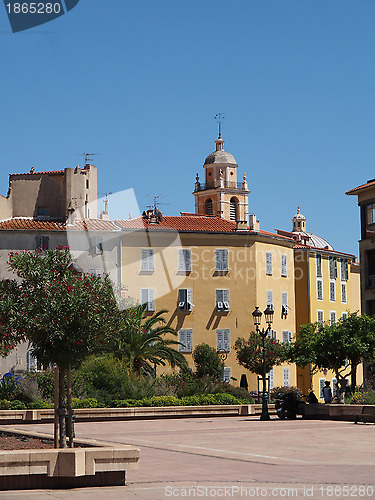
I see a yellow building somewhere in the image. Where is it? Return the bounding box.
[118,135,300,391]
[277,208,361,398]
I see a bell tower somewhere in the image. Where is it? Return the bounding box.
[193,128,250,222]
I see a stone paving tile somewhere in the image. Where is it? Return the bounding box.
[0,416,374,499]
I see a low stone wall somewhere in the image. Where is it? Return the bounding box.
[0,426,140,490]
[304,404,375,421]
[0,404,272,424]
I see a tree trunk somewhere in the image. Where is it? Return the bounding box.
[54,366,59,448]
[66,367,74,448]
[351,362,357,389]
[58,366,67,449]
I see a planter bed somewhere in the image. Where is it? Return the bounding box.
[0,426,140,490]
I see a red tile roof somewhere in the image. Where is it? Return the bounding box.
[346,179,375,195]
[0,218,119,232]
[10,170,65,176]
[116,215,294,241]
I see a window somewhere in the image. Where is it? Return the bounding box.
[340,259,349,281]
[317,310,324,324]
[282,331,292,344]
[230,197,238,221]
[319,378,326,398]
[341,283,347,303]
[317,279,323,300]
[92,237,103,254]
[89,268,103,278]
[332,378,338,399]
[35,235,49,250]
[342,311,348,319]
[266,252,272,275]
[206,198,213,216]
[178,289,193,311]
[223,367,231,384]
[329,256,337,279]
[217,329,230,352]
[281,292,288,316]
[268,368,274,390]
[141,249,154,271]
[316,254,322,278]
[330,311,336,325]
[86,179,89,190]
[179,329,193,353]
[367,203,375,224]
[216,249,228,271]
[141,288,155,312]
[266,290,273,308]
[216,289,229,311]
[267,329,277,340]
[283,368,289,387]
[37,207,49,216]
[27,350,37,371]
[178,249,191,272]
[329,281,335,302]
[281,255,287,277]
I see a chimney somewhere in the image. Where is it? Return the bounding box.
[249,214,260,231]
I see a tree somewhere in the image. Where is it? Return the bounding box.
[0,247,118,447]
[104,303,188,375]
[286,312,375,394]
[192,343,224,380]
[234,332,285,376]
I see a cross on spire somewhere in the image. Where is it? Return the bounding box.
[215,113,225,138]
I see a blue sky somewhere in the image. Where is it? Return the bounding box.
[1,0,374,257]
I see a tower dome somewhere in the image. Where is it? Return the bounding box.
[204,135,238,166]
[292,207,333,250]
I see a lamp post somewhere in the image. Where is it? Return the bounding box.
[252,305,274,421]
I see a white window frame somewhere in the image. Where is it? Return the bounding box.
[282,331,292,344]
[216,289,229,311]
[342,311,348,319]
[141,249,155,272]
[329,256,337,280]
[141,288,155,312]
[329,281,336,302]
[179,329,193,353]
[341,282,347,303]
[223,367,231,384]
[316,254,322,278]
[36,235,49,250]
[27,350,38,371]
[178,249,191,272]
[283,368,289,387]
[178,289,193,311]
[266,252,272,275]
[317,310,324,324]
[217,329,230,352]
[341,259,349,281]
[266,290,273,308]
[317,279,323,300]
[89,268,103,278]
[330,311,336,325]
[281,292,288,316]
[268,368,274,390]
[267,329,277,340]
[215,249,229,271]
[92,237,103,254]
[281,255,287,277]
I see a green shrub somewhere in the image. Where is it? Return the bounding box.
[192,344,224,380]
[0,400,10,410]
[9,400,27,410]
[72,397,99,409]
[27,400,53,409]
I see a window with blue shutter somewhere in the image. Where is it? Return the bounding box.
[178,289,193,311]
[223,367,231,384]
[281,255,287,277]
[141,288,155,311]
[141,249,155,271]
[283,368,289,387]
[217,329,230,352]
[266,290,273,308]
[216,289,229,311]
[341,283,347,303]
[266,252,272,275]
[317,279,323,300]
[330,281,335,301]
[178,249,191,272]
[179,329,193,353]
[216,249,228,271]
[316,254,322,278]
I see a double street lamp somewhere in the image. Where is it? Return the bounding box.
[252,305,274,421]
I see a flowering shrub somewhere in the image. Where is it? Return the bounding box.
[347,376,375,405]
[234,332,285,375]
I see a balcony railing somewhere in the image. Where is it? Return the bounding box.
[194,181,243,192]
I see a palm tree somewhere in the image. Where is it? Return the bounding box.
[109,304,188,375]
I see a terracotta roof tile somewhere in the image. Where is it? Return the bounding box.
[10,170,65,176]
[346,179,375,195]
[0,218,119,232]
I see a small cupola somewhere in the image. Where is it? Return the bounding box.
[292,206,306,232]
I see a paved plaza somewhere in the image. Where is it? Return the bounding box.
[0,416,374,499]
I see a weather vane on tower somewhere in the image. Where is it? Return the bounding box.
[215,113,225,138]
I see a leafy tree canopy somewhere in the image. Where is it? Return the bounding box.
[192,343,224,380]
[234,332,285,376]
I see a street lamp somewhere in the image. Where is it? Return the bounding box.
[252,305,274,421]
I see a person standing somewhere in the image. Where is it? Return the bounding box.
[323,381,332,403]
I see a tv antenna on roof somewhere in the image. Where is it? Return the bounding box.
[144,194,169,212]
[215,113,225,137]
[79,153,100,164]
[98,192,112,213]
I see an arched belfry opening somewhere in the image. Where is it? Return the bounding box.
[206,198,213,216]
[230,197,238,221]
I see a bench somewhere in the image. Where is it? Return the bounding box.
[354,406,375,424]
